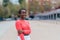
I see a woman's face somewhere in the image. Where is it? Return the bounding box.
[20,10,27,19]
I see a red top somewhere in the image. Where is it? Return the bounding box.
[15,20,31,40]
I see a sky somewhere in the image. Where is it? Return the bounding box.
[10,0,28,5]
[10,0,19,5]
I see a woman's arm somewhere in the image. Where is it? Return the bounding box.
[15,20,25,40]
[23,29,31,35]
[23,21,31,35]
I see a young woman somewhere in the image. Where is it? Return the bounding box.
[15,9,31,40]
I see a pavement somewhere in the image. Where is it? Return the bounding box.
[0,20,60,40]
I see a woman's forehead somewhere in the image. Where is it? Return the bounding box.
[21,10,26,12]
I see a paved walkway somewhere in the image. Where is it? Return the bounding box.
[0,20,60,40]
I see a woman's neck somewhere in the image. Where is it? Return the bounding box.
[20,18,25,20]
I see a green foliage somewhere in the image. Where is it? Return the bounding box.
[1,0,52,18]
[30,0,40,12]
[1,1,20,18]
[19,0,24,4]
[3,0,9,7]
[7,2,20,17]
[43,1,52,11]
[30,0,52,12]
[18,0,26,9]
[0,6,4,17]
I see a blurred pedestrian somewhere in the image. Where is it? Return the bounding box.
[14,15,18,20]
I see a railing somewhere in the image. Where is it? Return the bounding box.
[33,9,60,20]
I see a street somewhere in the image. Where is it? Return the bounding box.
[0,20,60,40]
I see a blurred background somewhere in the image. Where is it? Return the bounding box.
[0,0,60,40]
[0,0,60,21]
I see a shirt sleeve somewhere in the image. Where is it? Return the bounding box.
[15,20,25,40]
[19,34,25,40]
[23,29,31,35]
[15,21,22,30]
[23,22,31,34]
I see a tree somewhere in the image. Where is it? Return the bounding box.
[30,0,40,12]
[0,6,4,17]
[7,2,20,17]
[3,0,9,7]
[19,0,24,4]
[43,1,52,11]
[19,0,26,8]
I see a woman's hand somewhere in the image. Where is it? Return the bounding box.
[18,30,24,34]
